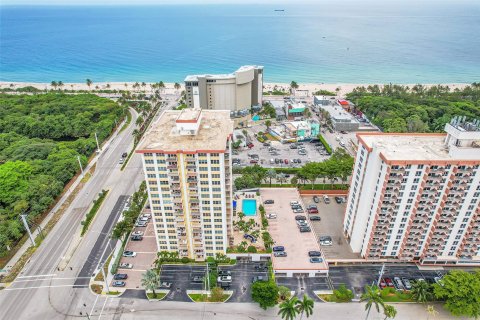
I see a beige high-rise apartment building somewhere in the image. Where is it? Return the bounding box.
[136,108,234,260]
[184,65,263,111]
[344,118,480,266]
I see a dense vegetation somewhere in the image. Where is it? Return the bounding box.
[0,93,123,257]
[346,83,480,132]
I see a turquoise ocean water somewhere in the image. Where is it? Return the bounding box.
[0,2,479,83]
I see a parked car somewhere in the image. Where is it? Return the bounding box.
[309,216,321,221]
[394,277,404,290]
[384,278,395,288]
[243,234,257,243]
[313,196,320,203]
[274,251,287,257]
[267,213,277,219]
[295,215,307,221]
[218,270,231,277]
[309,257,323,263]
[307,208,319,214]
[299,226,311,232]
[273,246,285,252]
[135,221,147,227]
[379,279,387,289]
[308,251,321,257]
[122,152,128,158]
[402,278,412,290]
[251,276,265,283]
[114,273,128,280]
[319,236,332,246]
[307,204,317,209]
[119,158,124,164]
[290,201,300,206]
[217,276,232,283]
[290,144,298,149]
[112,281,126,287]
[284,159,289,164]
[293,208,304,213]
[323,195,331,204]
[192,276,204,283]
[264,200,274,204]
[131,235,143,241]
[122,251,137,257]
[254,263,268,271]
[132,231,144,236]
[159,282,172,288]
[247,143,254,148]
[335,196,343,204]
[119,263,133,269]
[296,220,308,227]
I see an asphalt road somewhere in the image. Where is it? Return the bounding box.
[0,94,180,320]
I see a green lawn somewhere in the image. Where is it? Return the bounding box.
[381,291,414,302]
[317,294,349,303]
[188,293,230,302]
[147,292,167,300]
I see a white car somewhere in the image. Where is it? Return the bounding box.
[135,221,147,227]
[217,276,232,283]
[320,240,332,246]
[122,251,137,257]
[132,231,144,236]
[267,213,277,219]
[290,201,300,206]
[119,262,133,269]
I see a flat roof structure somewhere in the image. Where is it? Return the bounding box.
[184,65,263,82]
[260,188,328,277]
[318,103,359,123]
[137,109,233,153]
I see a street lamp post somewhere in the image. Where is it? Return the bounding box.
[94,132,101,152]
[77,155,84,175]
[20,214,35,246]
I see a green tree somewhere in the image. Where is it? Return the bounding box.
[278,286,291,301]
[361,285,385,320]
[210,286,224,302]
[174,82,181,90]
[136,116,144,127]
[251,280,279,310]
[278,296,299,320]
[433,270,480,318]
[141,269,161,298]
[296,294,314,320]
[112,220,131,240]
[411,280,431,303]
[333,284,354,302]
[51,81,58,90]
[265,168,276,187]
[86,79,93,89]
[290,81,299,91]
[277,172,288,185]
[383,304,397,319]
[265,119,272,129]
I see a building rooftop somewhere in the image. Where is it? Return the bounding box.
[184,65,263,82]
[359,133,456,161]
[319,104,359,123]
[137,109,233,153]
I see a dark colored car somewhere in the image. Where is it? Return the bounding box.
[252,276,265,283]
[274,251,287,257]
[273,246,285,252]
[114,273,128,280]
[308,251,321,257]
[384,278,394,288]
[309,215,321,221]
[122,152,128,158]
[313,196,320,203]
[218,270,232,277]
[379,279,387,289]
[335,196,343,204]
[131,235,143,241]
[264,200,274,204]
[254,263,268,271]
[299,226,311,232]
[295,215,307,221]
[192,276,204,283]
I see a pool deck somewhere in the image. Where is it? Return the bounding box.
[231,192,266,251]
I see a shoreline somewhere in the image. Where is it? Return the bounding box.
[0,81,471,97]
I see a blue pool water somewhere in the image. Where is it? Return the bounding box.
[242,199,257,216]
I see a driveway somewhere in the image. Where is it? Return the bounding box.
[160,264,207,302]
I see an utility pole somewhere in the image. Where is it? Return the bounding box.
[20,214,35,246]
[77,155,84,175]
[377,263,386,287]
[94,132,101,152]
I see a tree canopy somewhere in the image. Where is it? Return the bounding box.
[0,93,122,257]
[346,83,480,132]
[251,280,279,310]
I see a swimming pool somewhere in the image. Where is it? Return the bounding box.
[242,199,257,216]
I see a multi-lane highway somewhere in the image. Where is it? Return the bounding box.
[0,94,178,320]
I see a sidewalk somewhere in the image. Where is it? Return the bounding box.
[1,111,132,277]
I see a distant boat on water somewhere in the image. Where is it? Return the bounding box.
[274,9,285,12]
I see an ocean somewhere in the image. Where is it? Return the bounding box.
[1,2,479,83]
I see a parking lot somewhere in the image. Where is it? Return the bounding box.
[113,209,157,289]
[260,188,328,276]
[301,195,359,260]
[233,124,330,168]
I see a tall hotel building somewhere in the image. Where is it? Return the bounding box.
[136,108,234,260]
[184,65,263,111]
[344,118,480,265]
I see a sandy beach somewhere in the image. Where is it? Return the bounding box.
[0,81,471,97]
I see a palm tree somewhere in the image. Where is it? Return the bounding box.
[361,285,385,320]
[290,81,299,94]
[411,280,431,303]
[141,269,160,298]
[141,82,146,92]
[266,169,277,187]
[174,82,181,90]
[426,305,439,320]
[51,81,58,90]
[265,119,272,130]
[296,294,314,320]
[136,116,144,127]
[383,305,397,319]
[124,83,128,90]
[132,129,141,142]
[58,81,64,90]
[277,173,287,186]
[86,79,93,89]
[278,296,299,320]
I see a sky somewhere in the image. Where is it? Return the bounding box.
[0,0,469,5]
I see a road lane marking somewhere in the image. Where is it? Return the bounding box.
[90,294,100,316]
[13,277,91,283]
[4,284,84,291]
[17,274,57,279]
[98,297,109,320]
